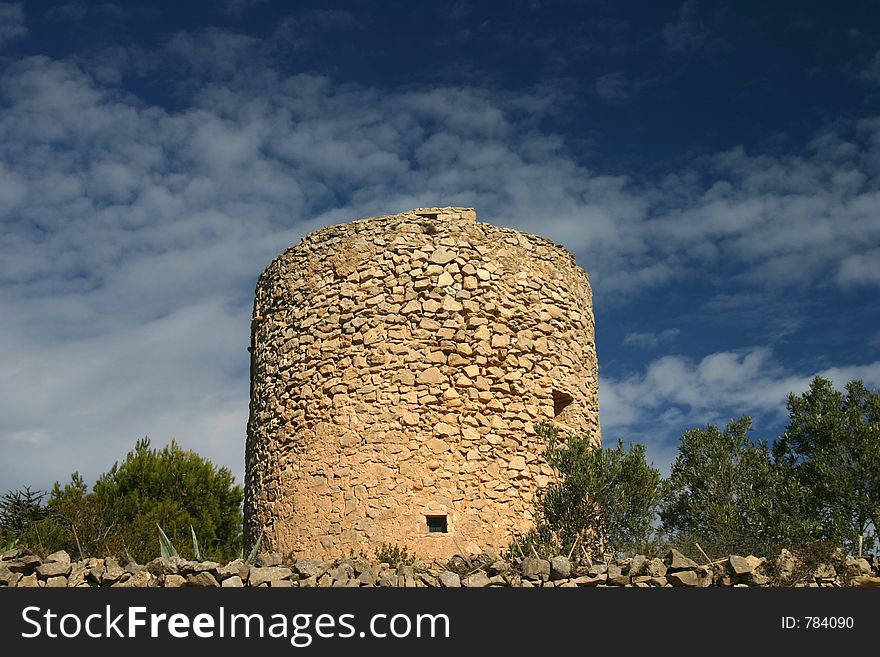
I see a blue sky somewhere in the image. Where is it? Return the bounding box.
[2,0,879,494]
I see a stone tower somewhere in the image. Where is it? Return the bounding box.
[245,207,599,560]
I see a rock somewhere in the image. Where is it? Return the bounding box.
[744,555,764,571]
[101,559,124,585]
[86,562,105,584]
[249,566,293,587]
[851,575,880,587]
[396,564,415,577]
[217,559,249,581]
[115,571,156,587]
[186,571,220,587]
[728,555,755,576]
[549,556,571,580]
[330,563,355,582]
[222,575,245,587]
[419,573,439,587]
[775,549,799,580]
[664,549,699,571]
[521,557,551,581]
[2,548,22,560]
[7,555,40,573]
[488,560,511,576]
[294,559,329,579]
[845,556,872,577]
[44,550,71,565]
[573,574,605,586]
[695,566,713,587]
[18,573,40,587]
[254,552,283,568]
[429,248,456,265]
[438,571,461,587]
[462,572,491,588]
[416,367,444,385]
[164,574,186,587]
[609,572,631,586]
[3,572,22,587]
[740,571,770,586]
[628,555,648,577]
[645,558,667,577]
[358,569,378,586]
[145,557,184,576]
[0,563,16,585]
[37,561,72,578]
[667,570,700,587]
[45,576,68,587]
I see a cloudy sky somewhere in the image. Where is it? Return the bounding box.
[2,0,879,494]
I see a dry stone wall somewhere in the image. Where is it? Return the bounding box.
[245,207,600,560]
[4,548,879,588]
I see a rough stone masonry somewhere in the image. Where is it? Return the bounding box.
[244,207,600,560]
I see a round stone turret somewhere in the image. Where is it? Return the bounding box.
[244,207,599,559]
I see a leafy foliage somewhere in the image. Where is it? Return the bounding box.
[0,487,47,550]
[517,423,661,559]
[374,543,415,567]
[1,438,244,562]
[91,438,244,563]
[773,376,880,552]
[41,473,113,559]
[660,417,813,559]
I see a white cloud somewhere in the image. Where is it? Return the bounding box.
[837,248,880,287]
[0,2,26,47]
[1,32,880,493]
[622,329,680,348]
[600,347,880,473]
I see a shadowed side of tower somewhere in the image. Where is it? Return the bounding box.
[245,207,599,560]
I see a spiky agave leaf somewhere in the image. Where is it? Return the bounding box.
[190,525,201,562]
[156,523,179,559]
[245,530,263,565]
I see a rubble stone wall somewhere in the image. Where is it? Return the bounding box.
[244,207,600,560]
[4,548,878,588]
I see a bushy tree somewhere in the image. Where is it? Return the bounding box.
[773,377,880,552]
[517,423,661,559]
[39,473,113,559]
[0,487,47,549]
[92,438,244,563]
[660,417,814,558]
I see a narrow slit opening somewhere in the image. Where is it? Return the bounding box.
[553,390,574,417]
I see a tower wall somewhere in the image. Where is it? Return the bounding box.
[245,207,599,559]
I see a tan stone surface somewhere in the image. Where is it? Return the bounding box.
[244,207,599,560]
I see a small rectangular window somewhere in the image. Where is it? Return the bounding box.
[426,515,448,533]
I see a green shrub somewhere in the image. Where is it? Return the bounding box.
[660,417,814,559]
[92,438,244,563]
[514,423,661,560]
[0,487,48,552]
[374,543,415,567]
[773,377,880,553]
